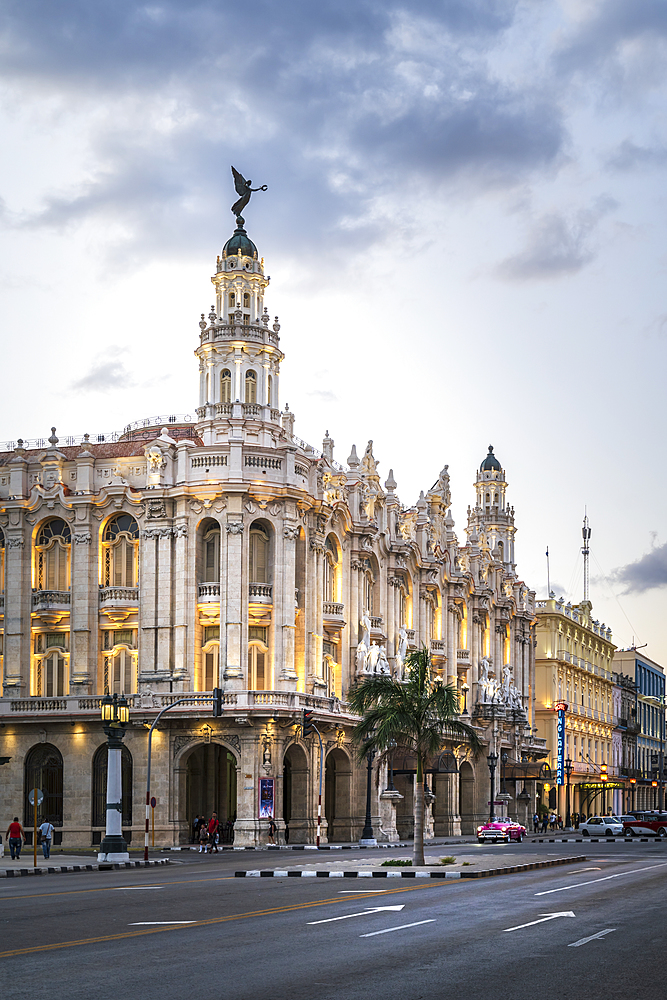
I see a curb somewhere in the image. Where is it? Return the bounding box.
[162,844,410,853]
[1,858,171,878]
[529,837,655,844]
[235,856,586,879]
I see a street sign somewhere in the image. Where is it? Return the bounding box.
[150,796,156,809]
[28,788,44,806]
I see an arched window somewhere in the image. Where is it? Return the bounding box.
[324,535,338,603]
[243,292,250,308]
[35,518,71,591]
[267,374,272,407]
[245,369,257,404]
[102,514,139,588]
[104,645,135,695]
[248,625,269,690]
[249,526,269,583]
[363,569,374,616]
[229,293,235,309]
[200,626,219,691]
[92,743,132,828]
[203,525,221,582]
[220,369,232,404]
[25,743,63,829]
[42,650,67,697]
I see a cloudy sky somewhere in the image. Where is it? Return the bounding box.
[1,1,667,662]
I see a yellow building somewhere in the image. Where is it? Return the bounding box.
[534,598,616,824]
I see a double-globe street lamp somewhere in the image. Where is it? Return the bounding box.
[487,753,498,822]
[565,756,574,829]
[360,734,377,846]
[98,692,130,864]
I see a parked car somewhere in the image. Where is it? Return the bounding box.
[476,818,526,843]
[623,812,667,838]
[579,816,624,837]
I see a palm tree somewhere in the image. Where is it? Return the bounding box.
[348,646,481,866]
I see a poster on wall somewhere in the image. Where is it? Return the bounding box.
[259,777,274,819]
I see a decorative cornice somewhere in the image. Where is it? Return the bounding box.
[226,521,244,535]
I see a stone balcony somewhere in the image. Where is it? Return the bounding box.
[249,583,272,604]
[31,590,71,625]
[323,601,345,620]
[99,586,139,623]
[197,583,221,603]
[430,639,446,656]
[457,649,470,663]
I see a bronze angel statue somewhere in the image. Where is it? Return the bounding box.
[231,166,267,221]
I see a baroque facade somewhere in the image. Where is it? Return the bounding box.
[0,216,543,847]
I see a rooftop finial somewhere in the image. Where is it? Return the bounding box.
[231,166,267,225]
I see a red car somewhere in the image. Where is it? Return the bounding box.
[477,818,526,844]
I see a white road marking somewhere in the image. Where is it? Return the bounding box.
[568,868,602,873]
[112,886,164,890]
[339,889,390,893]
[308,905,405,925]
[129,921,197,925]
[568,928,616,947]
[504,912,575,932]
[360,919,436,938]
[534,862,667,896]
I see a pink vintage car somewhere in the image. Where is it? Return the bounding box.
[477,817,526,844]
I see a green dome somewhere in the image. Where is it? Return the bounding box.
[223,221,257,259]
[480,445,502,472]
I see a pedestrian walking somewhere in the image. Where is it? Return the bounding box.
[268,818,277,845]
[284,821,289,845]
[193,815,201,843]
[532,812,539,833]
[38,819,55,859]
[540,813,548,833]
[198,817,209,853]
[208,812,220,853]
[6,817,25,860]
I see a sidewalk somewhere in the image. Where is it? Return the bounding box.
[0,850,171,877]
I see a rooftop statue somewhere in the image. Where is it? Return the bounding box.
[231,166,267,223]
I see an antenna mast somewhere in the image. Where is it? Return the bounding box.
[582,512,591,602]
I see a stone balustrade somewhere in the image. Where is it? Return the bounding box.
[323,601,345,618]
[457,648,470,661]
[31,590,71,610]
[249,583,272,601]
[99,587,139,605]
[197,583,221,602]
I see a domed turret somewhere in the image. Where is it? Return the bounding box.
[222,220,258,260]
[480,445,502,472]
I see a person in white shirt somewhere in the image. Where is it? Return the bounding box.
[39,820,55,859]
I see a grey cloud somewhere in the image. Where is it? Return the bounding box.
[0,1,568,264]
[606,140,667,171]
[613,540,667,594]
[307,389,338,403]
[71,359,135,392]
[556,0,667,80]
[495,196,618,281]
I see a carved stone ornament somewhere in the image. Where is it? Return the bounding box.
[142,527,173,539]
[7,538,25,549]
[73,531,92,545]
[173,523,188,538]
[244,500,257,514]
[226,521,244,535]
[172,731,241,759]
[268,501,282,516]
[283,526,300,540]
[145,498,168,520]
[310,537,324,554]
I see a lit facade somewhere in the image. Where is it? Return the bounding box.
[534,599,615,820]
[613,650,665,812]
[0,217,541,847]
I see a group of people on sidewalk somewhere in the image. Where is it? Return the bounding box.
[192,813,236,852]
[4,818,55,859]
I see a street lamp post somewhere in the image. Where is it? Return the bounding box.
[565,757,573,829]
[98,692,130,864]
[501,752,509,794]
[487,753,498,822]
[360,745,377,845]
[460,682,469,716]
[386,740,397,792]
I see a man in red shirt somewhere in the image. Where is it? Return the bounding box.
[208,812,220,853]
[5,817,25,860]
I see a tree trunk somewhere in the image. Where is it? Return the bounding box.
[413,759,425,866]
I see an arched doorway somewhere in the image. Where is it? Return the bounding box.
[283,743,309,844]
[325,748,352,842]
[92,744,133,845]
[459,761,475,834]
[24,743,63,844]
[185,743,237,842]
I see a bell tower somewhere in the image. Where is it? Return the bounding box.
[194,217,285,435]
[466,445,516,567]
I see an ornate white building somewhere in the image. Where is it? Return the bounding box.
[0,215,545,847]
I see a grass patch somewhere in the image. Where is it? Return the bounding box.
[461,861,473,866]
[381,858,412,867]
[439,856,457,865]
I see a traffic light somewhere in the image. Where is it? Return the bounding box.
[212,688,223,718]
[302,709,316,738]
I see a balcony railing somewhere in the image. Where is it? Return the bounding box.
[99,587,139,606]
[457,649,470,661]
[198,583,221,602]
[249,583,272,602]
[370,616,384,630]
[32,591,71,610]
[430,639,446,653]
[323,601,345,618]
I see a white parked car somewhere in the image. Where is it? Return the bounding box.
[579,816,624,837]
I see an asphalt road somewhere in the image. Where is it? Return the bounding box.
[1,841,666,1000]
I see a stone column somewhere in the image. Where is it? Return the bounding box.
[279,526,298,686]
[447,602,457,688]
[155,529,173,685]
[3,519,31,693]
[70,519,95,694]
[224,515,244,689]
[138,529,157,687]
[233,733,261,846]
[172,521,189,687]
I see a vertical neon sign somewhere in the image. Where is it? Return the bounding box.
[555,702,567,786]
